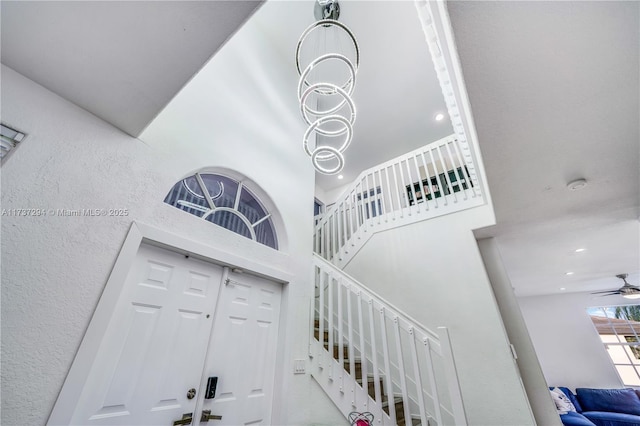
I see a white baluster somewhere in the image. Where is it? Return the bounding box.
[346,283,356,404]
[429,148,446,206]
[383,166,396,221]
[420,149,437,209]
[399,159,411,216]
[411,154,422,213]
[393,317,411,425]
[443,142,459,203]
[336,206,343,261]
[452,139,476,198]
[338,277,344,391]
[309,297,315,358]
[391,164,403,218]
[357,291,368,409]
[327,272,334,379]
[373,170,383,224]
[367,299,382,407]
[344,201,351,252]
[446,140,467,201]
[350,190,358,245]
[409,327,428,426]
[355,181,364,232]
[335,213,341,260]
[362,174,371,229]
[424,337,443,426]
[379,307,397,425]
[436,144,455,202]
[318,268,326,367]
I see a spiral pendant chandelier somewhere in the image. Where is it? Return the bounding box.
[295,0,359,175]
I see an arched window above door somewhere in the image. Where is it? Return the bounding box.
[164,173,278,249]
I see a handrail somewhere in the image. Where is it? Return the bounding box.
[313,134,484,265]
[311,253,467,425]
[314,254,439,342]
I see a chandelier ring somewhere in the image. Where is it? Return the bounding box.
[303,115,353,158]
[300,83,356,132]
[311,146,345,175]
[298,53,356,100]
[295,19,360,78]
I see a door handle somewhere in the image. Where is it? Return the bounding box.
[201,410,223,422]
[173,413,193,426]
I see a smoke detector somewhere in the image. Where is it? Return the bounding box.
[567,178,587,191]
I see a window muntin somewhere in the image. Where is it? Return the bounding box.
[165,173,277,249]
[589,306,640,386]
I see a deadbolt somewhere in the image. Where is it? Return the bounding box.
[186,388,196,400]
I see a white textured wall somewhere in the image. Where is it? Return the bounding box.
[138,12,347,425]
[344,207,536,426]
[0,55,344,426]
[518,292,635,390]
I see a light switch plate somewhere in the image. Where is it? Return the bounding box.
[293,359,306,374]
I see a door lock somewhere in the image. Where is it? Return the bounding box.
[173,412,193,426]
[187,388,196,400]
[205,377,218,399]
[201,410,223,422]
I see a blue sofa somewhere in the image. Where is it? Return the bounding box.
[553,387,640,426]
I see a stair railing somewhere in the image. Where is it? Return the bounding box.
[314,134,484,267]
[310,254,467,425]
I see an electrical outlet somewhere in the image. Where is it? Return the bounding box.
[293,359,306,374]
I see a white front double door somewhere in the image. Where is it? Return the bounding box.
[68,243,282,426]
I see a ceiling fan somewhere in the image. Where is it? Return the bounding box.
[592,274,640,299]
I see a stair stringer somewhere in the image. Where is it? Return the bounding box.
[331,193,485,270]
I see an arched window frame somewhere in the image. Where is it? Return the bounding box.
[165,172,278,250]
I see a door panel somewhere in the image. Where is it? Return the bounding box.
[70,244,224,425]
[197,272,282,426]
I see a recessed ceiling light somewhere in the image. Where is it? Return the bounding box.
[560,287,566,291]
[565,272,575,276]
[575,248,586,253]
[338,175,344,180]
[434,113,445,121]
[567,178,587,191]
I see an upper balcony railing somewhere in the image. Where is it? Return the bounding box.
[314,134,486,266]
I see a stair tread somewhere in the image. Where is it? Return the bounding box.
[381,396,404,408]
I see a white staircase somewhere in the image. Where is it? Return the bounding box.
[309,134,488,425]
[309,255,467,426]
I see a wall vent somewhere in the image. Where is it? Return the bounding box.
[1,123,26,161]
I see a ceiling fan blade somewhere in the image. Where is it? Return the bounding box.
[591,290,621,295]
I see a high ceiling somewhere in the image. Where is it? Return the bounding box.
[447,1,639,297]
[250,0,454,190]
[1,0,638,298]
